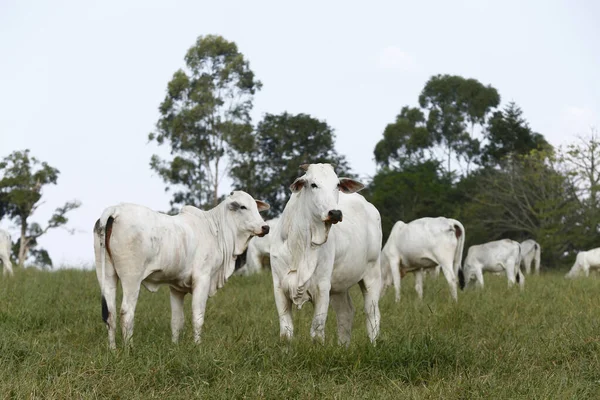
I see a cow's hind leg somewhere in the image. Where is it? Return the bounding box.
[415,269,424,300]
[120,276,142,348]
[440,264,458,301]
[95,252,118,349]
[359,262,382,344]
[170,288,186,343]
[330,291,354,347]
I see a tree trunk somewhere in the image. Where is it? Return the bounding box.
[18,218,28,266]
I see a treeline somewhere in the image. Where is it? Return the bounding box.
[2,34,598,268]
[150,35,599,269]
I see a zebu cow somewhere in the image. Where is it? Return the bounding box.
[94,191,270,349]
[520,239,541,275]
[235,217,280,276]
[0,229,14,277]
[270,164,382,346]
[565,248,600,278]
[460,239,524,290]
[380,217,465,302]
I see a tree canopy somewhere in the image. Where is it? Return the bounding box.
[149,34,262,210]
[0,150,80,267]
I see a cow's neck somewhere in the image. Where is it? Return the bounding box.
[280,194,330,303]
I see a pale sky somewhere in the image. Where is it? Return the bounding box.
[0,0,598,267]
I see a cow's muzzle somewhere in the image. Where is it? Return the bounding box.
[326,209,343,224]
[257,225,270,237]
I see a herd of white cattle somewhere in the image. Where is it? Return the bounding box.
[0,163,599,349]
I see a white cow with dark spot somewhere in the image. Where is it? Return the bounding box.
[270,164,382,346]
[94,191,270,349]
[0,229,14,277]
[460,239,524,290]
[235,217,280,276]
[520,239,541,275]
[381,217,465,302]
[565,248,600,278]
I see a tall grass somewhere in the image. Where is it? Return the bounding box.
[1,267,600,399]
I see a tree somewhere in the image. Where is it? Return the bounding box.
[481,102,549,165]
[149,34,262,210]
[0,150,81,267]
[373,106,432,169]
[230,112,353,216]
[365,160,456,241]
[559,129,600,249]
[460,150,579,267]
[418,75,500,174]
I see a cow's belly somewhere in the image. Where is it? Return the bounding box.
[401,250,439,271]
[143,269,193,293]
[482,263,504,273]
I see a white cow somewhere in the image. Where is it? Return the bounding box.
[94,191,270,349]
[270,164,382,346]
[460,239,524,290]
[565,248,600,278]
[0,229,14,277]
[380,217,465,303]
[235,217,280,276]
[520,239,541,275]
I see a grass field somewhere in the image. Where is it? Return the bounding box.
[1,267,600,399]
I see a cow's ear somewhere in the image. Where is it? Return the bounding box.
[338,178,364,194]
[256,200,270,212]
[290,177,306,193]
[228,201,241,211]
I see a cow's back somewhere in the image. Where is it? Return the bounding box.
[106,203,197,276]
[395,217,458,268]
[584,248,600,267]
[467,239,520,270]
[330,193,382,287]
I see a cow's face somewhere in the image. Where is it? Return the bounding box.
[227,191,270,255]
[289,163,364,245]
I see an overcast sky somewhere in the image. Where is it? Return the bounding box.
[1,0,598,267]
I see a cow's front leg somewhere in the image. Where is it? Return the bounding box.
[389,256,402,303]
[191,274,211,344]
[170,287,186,343]
[274,285,294,340]
[310,280,331,344]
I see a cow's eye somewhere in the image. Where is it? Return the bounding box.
[240,205,247,210]
[311,183,318,189]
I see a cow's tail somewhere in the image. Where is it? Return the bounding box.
[95,206,118,325]
[534,243,541,274]
[452,220,466,279]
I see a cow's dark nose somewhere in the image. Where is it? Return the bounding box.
[328,210,343,223]
[261,225,270,235]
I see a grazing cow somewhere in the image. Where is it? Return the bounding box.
[270,164,382,346]
[565,248,600,278]
[94,191,270,349]
[460,239,524,290]
[380,217,465,303]
[520,239,541,275]
[0,229,14,277]
[235,217,280,276]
